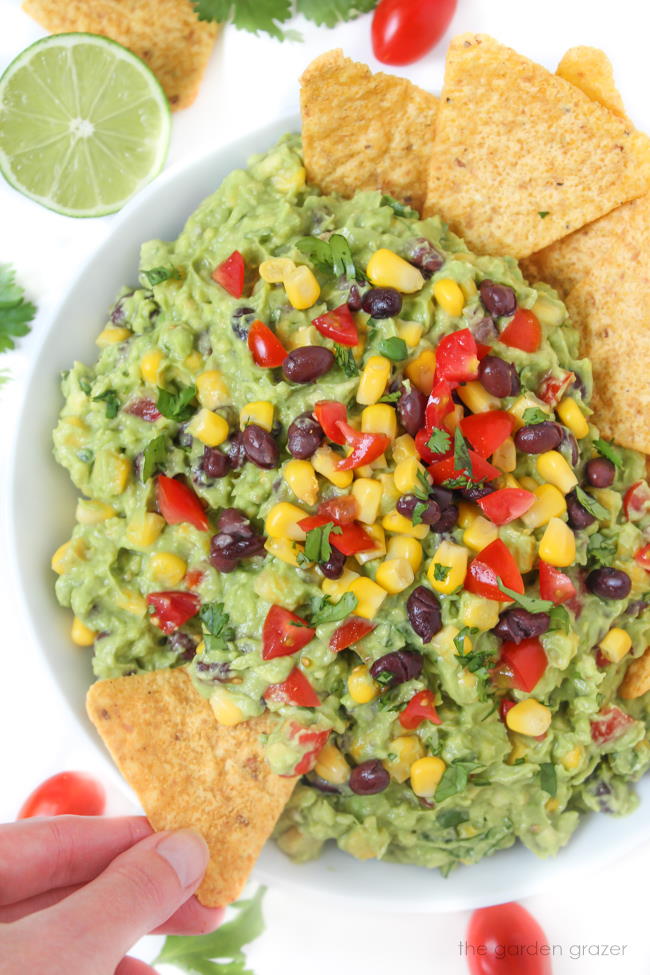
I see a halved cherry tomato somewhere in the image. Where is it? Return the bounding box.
[538,560,577,603]
[538,369,575,407]
[147,591,201,634]
[312,304,359,346]
[591,707,635,745]
[467,902,552,975]
[635,543,650,571]
[336,421,391,470]
[425,378,455,429]
[287,724,330,776]
[499,698,515,723]
[18,771,106,819]
[314,400,348,445]
[465,539,525,602]
[428,451,501,486]
[264,668,321,707]
[332,522,377,556]
[212,250,245,298]
[623,480,650,521]
[500,638,547,693]
[459,410,514,459]
[318,495,359,525]
[157,475,209,532]
[434,328,479,383]
[399,690,441,729]
[329,617,375,652]
[247,320,287,368]
[372,0,457,66]
[185,569,205,589]
[499,308,542,353]
[123,398,162,422]
[477,488,535,526]
[262,605,315,660]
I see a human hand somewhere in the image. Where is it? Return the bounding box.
[0,815,223,974]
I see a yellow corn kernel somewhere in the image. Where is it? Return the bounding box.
[599,627,632,664]
[539,517,576,567]
[546,798,560,813]
[351,478,383,525]
[382,509,429,540]
[378,472,401,507]
[71,616,96,646]
[51,540,83,575]
[521,483,567,529]
[463,515,498,552]
[397,320,424,348]
[287,324,319,350]
[532,294,565,328]
[273,165,306,193]
[492,436,517,473]
[126,512,165,549]
[184,350,203,373]
[321,567,359,600]
[283,459,319,506]
[60,415,87,448]
[386,535,423,573]
[149,551,187,587]
[457,502,480,529]
[393,457,422,494]
[187,408,229,447]
[392,434,418,463]
[506,699,552,737]
[383,736,425,783]
[210,687,245,726]
[556,397,590,439]
[348,577,387,619]
[140,348,164,385]
[367,248,425,293]
[265,502,307,542]
[508,394,552,430]
[314,743,351,785]
[519,476,539,492]
[75,499,116,524]
[356,355,391,405]
[433,278,465,317]
[410,756,446,797]
[95,451,131,495]
[96,326,130,347]
[507,735,529,765]
[311,445,353,488]
[196,370,230,410]
[361,403,398,441]
[116,589,147,617]
[259,257,296,283]
[460,278,478,301]
[375,557,414,595]
[264,536,304,567]
[459,593,501,631]
[355,524,386,566]
[240,400,274,432]
[285,265,320,309]
[536,451,578,494]
[404,348,436,394]
[348,664,381,704]
[457,381,500,414]
[427,541,469,594]
[561,746,584,771]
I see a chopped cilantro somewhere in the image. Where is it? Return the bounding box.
[415,467,433,500]
[141,266,180,287]
[379,389,402,403]
[538,211,550,219]
[412,501,428,526]
[200,601,234,653]
[92,389,120,419]
[157,384,197,422]
[311,592,358,625]
[434,760,482,803]
[303,522,341,563]
[296,233,360,280]
[141,434,168,482]
[587,532,617,568]
[496,581,553,613]
[575,485,608,521]
[594,438,623,470]
[442,474,473,490]
[427,428,452,455]
[381,194,419,218]
[539,762,557,797]
[78,377,92,395]
[333,343,359,376]
[522,407,550,425]
[437,809,469,829]
[453,427,473,476]
[454,626,479,657]
[433,563,451,582]
[549,605,571,633]
[378,336,408,361]
[0,263,36,355]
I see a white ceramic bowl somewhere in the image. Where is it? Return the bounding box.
[10,118,650,912]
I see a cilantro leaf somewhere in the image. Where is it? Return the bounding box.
[311,592,358,625]
[522,407,550,425]
[157,384,197,422]
[434,760,482,803]
[303,522,341,563]
[296,234,361,280]
[549,605,570,633]
[496,581,553,613]
[427,428,451,455]
[433,563,451,582]
[378,337,408,361]
[0,264,36,355]
[380,194,419,218]
[453,427,473,477]
[574,485,608,521]
[594,438,623,470]
[141,266,180,287]
[587,531,617,568]
[411,501,429,526]
[192,0,292,39]
[297,0,377,28]
[538,211,550,219]
[329,234,357,279]
[333,343,359,377]
[437,808,469,829]
[539,762,557,797]
[92,389,120,419]
[379,390,402,403]
[141,434,168,482]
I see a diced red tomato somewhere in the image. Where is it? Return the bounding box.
[425,378,455,429]
[435,328,479,383]
[477,488,535,526]
[428,451,500,486]
[538,369,575,407]
[264,668,321,708]
[329,617,375,652]
[318,495,359,525]
[634,543,650,571]
[211,250,245,298]
[499,698,515,723]
[286,724,330,776]
[147,591,201,634]
[312,304,359,346]
[314,400,348,445]
[476,342,491,360]
[623,481,650,522]
[123,398,162,422]
[415,426,449,464]
[500,638,547,693]
[297,513,330,532]
[591,707,635,745]
[185,569,205,589]
[465,539,525,602]
[157,475,209,532]
[331,522,377,556]
[399,689,441,729]
[247,320,287,368]
[459,410,513,459]
[538,560,577,604]
[467,902,552,975]
[500,308,542,353]
[262,605,315,660]
[18,771,106,819]
[595,649,610,669]
[336,421,391,470]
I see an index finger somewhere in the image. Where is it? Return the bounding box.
[0,815,151,905]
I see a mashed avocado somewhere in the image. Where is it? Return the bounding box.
[53,135,650,875]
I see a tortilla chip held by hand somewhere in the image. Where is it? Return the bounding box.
[87,668,296,906]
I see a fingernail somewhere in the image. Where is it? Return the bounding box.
[156,830,209,888]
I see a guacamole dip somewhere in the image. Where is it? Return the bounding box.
[53,135,650,874]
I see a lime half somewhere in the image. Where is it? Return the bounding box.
[0,33,171,217]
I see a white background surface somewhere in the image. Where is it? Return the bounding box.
[2,0,650,972]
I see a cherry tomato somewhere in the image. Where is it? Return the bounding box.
[123,397,161,422]
[415,426,447,464]
[247,320,287,368]
[318,495,359,525]
[157,475,209,532]
[264,668,321,708]
[329,617,375,652]
[499,308,542,353]
[336,421,391,471]
[591,706,635,745]
[435,328,479,384]
[332,522,377,556]
[18,771,106,819]
[298,513,331,532]
[372,0,457,66]
[465,539,525,602]
[623,480,650,521]
[537,369,575,407]
[477,488,536,526]
[425,378,456,429]
[286,724,330,776]
[262,605,315,660]
[211,250,245,298]
[459,411,514,459]
[312,304,359,346]
[635,543,650,571]
[314,400,348,445]
[147,591,201,634]
[399,690,441,729]
[428,451,501,486]
[538,560,576,604]
[466,901,552,975]
[500,639,547,693]
[185,569,205,589]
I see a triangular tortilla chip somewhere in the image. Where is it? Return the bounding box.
[556,46,627,118]
[87,669,295,906]
[300,49,438,214]
[424,34,650,258]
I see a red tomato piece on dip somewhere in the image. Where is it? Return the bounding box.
[477,488,535,525]
[18,772,106,819]
[313,304,358,346]
[329,617,375,652]
[314,400,348,445]
[286,724,330,776]
[591,707,635,745]
[157,475,209,532]
[336,421,391,470]
[212,250,245,298]
[434,328,479,383]
[262,605,315,660]
[623,480,650,521]
[465,539,525,602]
[264,668,321,708]
[538,560,577,603]
[500,308,542,353]
[500,638,547,693]
[399,690,441,729]
[459,410,514,459]
[247,320,287,368]
[147,591,201,634]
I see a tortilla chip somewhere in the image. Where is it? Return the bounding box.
[22,0,218,110]
[300,50,438,214]
[424,34,650,258]
[556,46,627,118]
[87,669,295,906]
[619,647,650,700]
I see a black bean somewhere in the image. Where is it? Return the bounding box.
[460,483,495,502]
[282,346,334,384]
[319,546,346,579]
[305,775,342,795]
[347,283,363,312]
[397,494,440,525]
[514,421,563,454]
[397,387,427,436]
[210,510,265,573]
[362,287,402,319]
[202,447,230,479]
[218,507,255,535]
[429,486,454,510]
[194,659,232,683]
[585,457,615,488]
[471,316,499,345]
[370,650,423,687]
[407,586,442,642]
[572,373,588,399]
[559,429,579,468]
[349,760,390,796]
[478,355,520,398]
[241,424,279,469]
[197,330,212,357]
[566,491,596,530]
[287,412,324,459]
[168,630,198,662]
[626,599,649,618]
[227,432,247,469]
[430,504,458,533]
[587,568,632,601]
[479,280,517,317]
[110,292,133,324]
[231,306,256,341]
[407,237,445,277]
[493,608,550,642]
